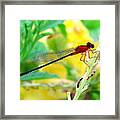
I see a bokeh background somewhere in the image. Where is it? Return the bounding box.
[20,20,100,100]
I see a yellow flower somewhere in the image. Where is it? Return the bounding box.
[64,20,93,47]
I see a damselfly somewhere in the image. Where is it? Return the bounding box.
[20,42,95,76]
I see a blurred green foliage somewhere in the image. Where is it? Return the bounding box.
[20,20,64,77]
[81,20,100,41]
[21,71,60,81]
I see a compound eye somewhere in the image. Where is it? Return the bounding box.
[91,44,94,48]
[87,42,94,48]
[87,42,90,46]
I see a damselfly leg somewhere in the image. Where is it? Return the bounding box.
[80,50,100,68]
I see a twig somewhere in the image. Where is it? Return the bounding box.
[68,50,100,100]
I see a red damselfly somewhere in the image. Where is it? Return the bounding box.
[20,42,95,76]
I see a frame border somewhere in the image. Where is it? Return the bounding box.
[0,0,119,119]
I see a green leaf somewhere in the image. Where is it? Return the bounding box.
[20,20,64,72]
[20,20,34,62]
[58,24,67,38]
[82,20,100,29]
[81,20,100,41]
[28,42,48,60]
[20,71,60,81]
[20,42,48,73]
[24,20,33,27]
[47,34,67,52]
[38,20,64,32]
[91,91,100,100]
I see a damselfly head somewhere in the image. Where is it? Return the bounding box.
[87,42,94,48]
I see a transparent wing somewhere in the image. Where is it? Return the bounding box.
[26,48,75,65]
